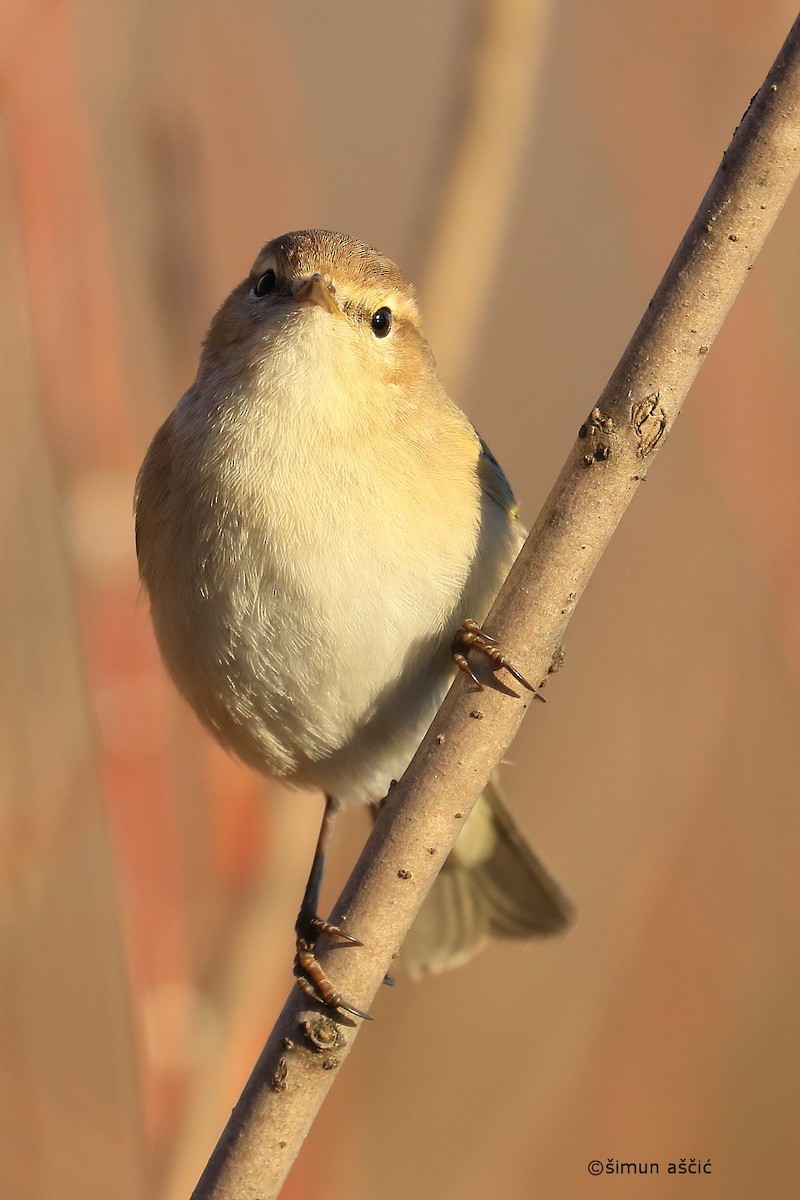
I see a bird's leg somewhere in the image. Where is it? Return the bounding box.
[293,795,373,1020]
[452,618,546,700]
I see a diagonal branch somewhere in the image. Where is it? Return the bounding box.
[190,14,800,1200]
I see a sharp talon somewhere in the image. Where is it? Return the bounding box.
[462,617,497,643]
[293,952,373,1021]
[294,910,371,1019]
[295,910,362,946]
[452,619,536,693]
[341,1000,374,1021]
[382,974,396,987]
[503,662,536,691]
[453,650,485,690]
[294,975,374,1021]
[323,926,362,947]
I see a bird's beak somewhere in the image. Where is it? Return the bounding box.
[293,273,342,317]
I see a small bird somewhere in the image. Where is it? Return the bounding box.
[135,230,572,1018]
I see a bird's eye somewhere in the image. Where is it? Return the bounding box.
[252,269,277,298]
[370,307,393,337]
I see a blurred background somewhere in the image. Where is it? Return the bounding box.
[3,1,800,1196]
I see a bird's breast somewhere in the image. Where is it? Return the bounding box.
[140,378,486,797]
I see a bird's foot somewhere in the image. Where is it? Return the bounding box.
[452,618,546,700]
[293,907,373,1021]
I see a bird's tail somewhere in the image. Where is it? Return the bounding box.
[401,775,574,979]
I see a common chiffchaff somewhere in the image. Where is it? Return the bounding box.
[136,230,571,1016]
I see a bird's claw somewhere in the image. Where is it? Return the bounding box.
[295,909,362,946]
[452,618,546,700]
[293,907,372,1020]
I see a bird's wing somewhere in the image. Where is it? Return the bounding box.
[476,433,520,521]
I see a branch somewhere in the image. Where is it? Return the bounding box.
[190,15,800,1199]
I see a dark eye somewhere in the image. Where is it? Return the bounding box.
[252,269,276,298]
[370,307,393,337]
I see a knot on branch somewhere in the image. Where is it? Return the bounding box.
[631,395,668,458]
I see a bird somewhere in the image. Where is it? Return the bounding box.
[135,229,572,1018]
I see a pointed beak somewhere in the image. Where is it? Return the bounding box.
[293,273,342,317]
